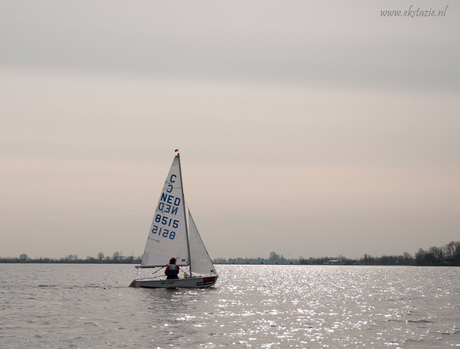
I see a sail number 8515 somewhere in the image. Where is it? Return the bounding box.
[155,214,179,228]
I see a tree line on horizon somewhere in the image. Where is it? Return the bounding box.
[212,251,415,265]
[2,241,459,266]
[214,241,460,266]
[0,251,142,264]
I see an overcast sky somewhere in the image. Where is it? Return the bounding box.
[1,0,459,260]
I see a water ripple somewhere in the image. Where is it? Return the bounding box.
[1,264,459,348]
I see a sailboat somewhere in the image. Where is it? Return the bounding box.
[129,151,218,288]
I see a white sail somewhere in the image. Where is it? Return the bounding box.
[188,211,216,276]
[141,155,189,267]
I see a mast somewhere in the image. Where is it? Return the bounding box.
[177,152,193,276]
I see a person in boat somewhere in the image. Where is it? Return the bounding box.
[165,258,180,279]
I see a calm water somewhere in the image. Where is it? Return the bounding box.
[0,264,459,348]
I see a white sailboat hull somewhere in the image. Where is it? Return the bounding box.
[129,276,218,288]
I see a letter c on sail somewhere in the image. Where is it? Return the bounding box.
[170,174,176,183]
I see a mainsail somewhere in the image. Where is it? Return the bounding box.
[141,155,189,267]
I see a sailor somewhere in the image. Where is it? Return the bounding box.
[165,258,180,279]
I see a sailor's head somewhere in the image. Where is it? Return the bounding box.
[169,258,176,264]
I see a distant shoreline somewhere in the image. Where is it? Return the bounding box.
[1,261,458,267]
[1,260,459,267]
[2,240,459,266]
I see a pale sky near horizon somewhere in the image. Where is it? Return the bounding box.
[1,0,459,260]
